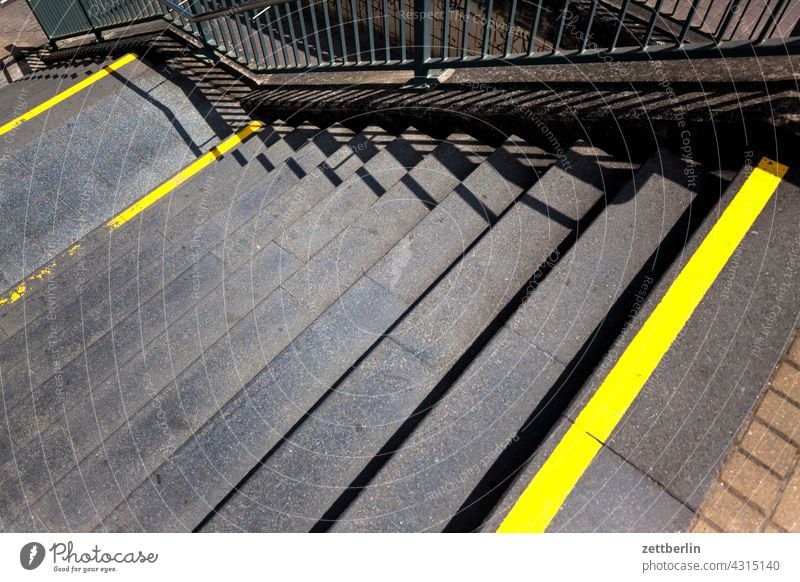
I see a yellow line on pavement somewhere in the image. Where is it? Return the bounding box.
[0,53,138,136]
[497,157,788,533]
[0,119,262,308]
[106,121,265,229]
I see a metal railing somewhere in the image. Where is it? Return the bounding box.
[27,0,800,76]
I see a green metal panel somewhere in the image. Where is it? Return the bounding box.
[26,0,94,39]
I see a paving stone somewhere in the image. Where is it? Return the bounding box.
[789,336,800,366]
[756,391,800,445]
[772,471,800,532]
[699,480,767,532]
[771,362,800,404]
[740,421,798,479]
[720,450,783,512]
[691,518,720,533]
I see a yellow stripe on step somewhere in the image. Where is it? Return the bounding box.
[0,53,138,136]
[106,121,265,229]
[498,157,788,533]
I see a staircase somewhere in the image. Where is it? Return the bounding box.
[0,50,797,533]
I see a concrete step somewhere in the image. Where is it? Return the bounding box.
[4,127,443,531]
[277,127,440,262]
[533,154,800,531]
[0,57,150,152]
[0,122,327,407]
[280,136,493,312]
[1,119,328,336]
[200,141,638,531]
[0,123,377,460]
[90,136,550,532]
[209,126,398,274]
[329,148,712,531]
[0,120,286,338]
[0,57,247,295]
[0,126,399,523]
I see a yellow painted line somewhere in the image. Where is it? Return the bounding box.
[0,121,264,308]
[0,258,59,306]
[498,157,788,533]
[0,53,138,136]
[106,120,265,229]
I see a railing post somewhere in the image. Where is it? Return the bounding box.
[75,0,103,41]
[412,0,431,78]
[404,0,440,89]
[187,0,209,44]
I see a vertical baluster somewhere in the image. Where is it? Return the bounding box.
[676,0,701,45]
[250,10,273,70]
[730,0,757,40]
[608,0,631,52]
[579,0,598,53]
[294,1,310,67]
[413,0,430,76]
[641,0,664,48]
[335,0,348,63]
[360,0,373,62]
[399,0,408,62]
[321,0,336,65]
[502,0,517,57]
[480,0,493,57]
[552,0,571,52]
[274,4,294,66]
[220,0,240,54]
[349,0,362,62]
[382,0,391,62]
[526,0,543,55]
[714,0,741,44]
[304,1,321,66]
[460,0,472,59]
[757,0,791,43]
[240,9,261,69]
[281,3,300,66]
[262,8,282,67]
[440,0,450,59]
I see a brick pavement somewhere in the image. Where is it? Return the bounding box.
[692,332,800,532]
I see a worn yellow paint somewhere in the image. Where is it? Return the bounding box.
[0,259,58,305]
[0,283,26,306]
[106,121,265,230]
[0,120,262,310]
[497,157,788,533]
[0,53,138,136]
